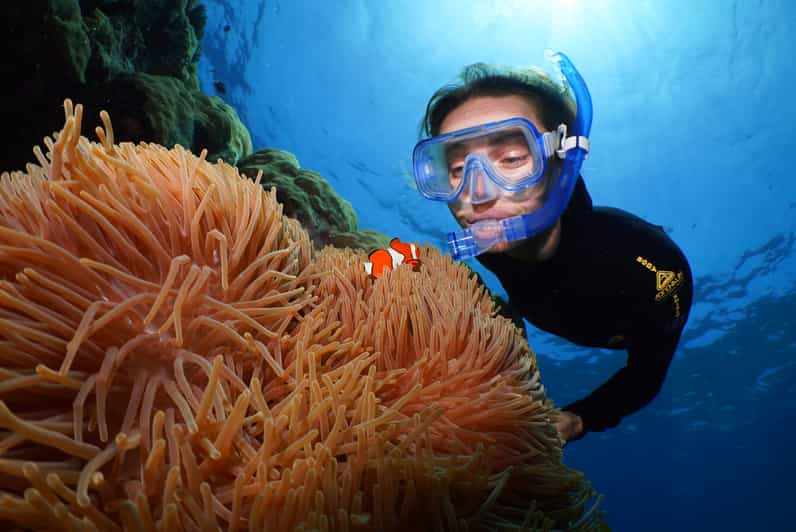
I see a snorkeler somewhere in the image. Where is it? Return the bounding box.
[411,52,693,445]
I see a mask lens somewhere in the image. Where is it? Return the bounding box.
[485,126,537,183]
[417,143,461,199]
[413,118,544,201]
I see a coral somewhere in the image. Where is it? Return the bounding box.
[1,0,248,173]
[108,73,252,165]
[237,149,373,251]
[329,229,392,252]
[0,102,604,530]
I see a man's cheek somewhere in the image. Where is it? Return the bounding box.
[447,204,467,226]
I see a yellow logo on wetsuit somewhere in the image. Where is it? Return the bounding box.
[654,270,683,302]
[656,270,675,291]
[636,256,684,303]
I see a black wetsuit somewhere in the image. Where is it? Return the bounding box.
[477,176,693,434]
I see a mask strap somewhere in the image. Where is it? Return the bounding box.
[542,124,590,160]
[554,124,590,160]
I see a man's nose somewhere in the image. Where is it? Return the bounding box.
[467,164,498,205]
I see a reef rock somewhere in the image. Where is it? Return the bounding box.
[1,0,251,172]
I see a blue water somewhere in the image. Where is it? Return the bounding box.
[197,1,796,530]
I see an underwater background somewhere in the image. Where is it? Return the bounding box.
[196,1,795,530]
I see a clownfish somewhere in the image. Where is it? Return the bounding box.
[364,238,420,278]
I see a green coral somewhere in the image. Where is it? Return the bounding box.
[49,0,91,83]
[3,0,249,173]
[236,149,393,252]
[115,74,251,164]
[193,91,253,165]
[80,0,204,85]
[330,230,392,252]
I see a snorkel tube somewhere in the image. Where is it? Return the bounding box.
[447,51,593,260]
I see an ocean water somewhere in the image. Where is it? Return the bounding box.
[198,1,796,530]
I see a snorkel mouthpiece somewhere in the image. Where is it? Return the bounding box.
[448,219,504,261]
[448,217,529,260]
[446,51,593,260]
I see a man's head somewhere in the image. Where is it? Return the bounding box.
[419,63,576,261]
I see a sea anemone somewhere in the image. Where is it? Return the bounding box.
[0,101,603,531]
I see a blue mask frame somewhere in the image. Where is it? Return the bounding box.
[412,116,560,202]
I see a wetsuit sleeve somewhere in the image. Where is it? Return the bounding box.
[561,328,683,432]
[562,244,693,433]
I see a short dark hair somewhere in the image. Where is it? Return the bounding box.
[419,63,577,138]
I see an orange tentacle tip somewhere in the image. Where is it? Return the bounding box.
[363,238,421,278]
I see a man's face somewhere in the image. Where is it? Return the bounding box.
[439,95,562,258]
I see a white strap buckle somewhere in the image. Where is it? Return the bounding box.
[555,123,590,160]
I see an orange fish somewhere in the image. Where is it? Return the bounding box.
[364,238,420,278]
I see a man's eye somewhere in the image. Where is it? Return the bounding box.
[449,165,464,179]
[500,154,530,168]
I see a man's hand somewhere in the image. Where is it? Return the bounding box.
[556,411,585,446]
